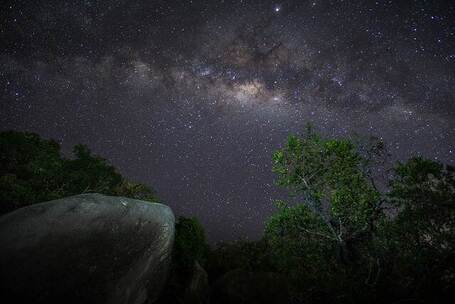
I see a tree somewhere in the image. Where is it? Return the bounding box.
[384,157,455,299]
[0,131,64,213]
[61,144,123,196]
[268,127,455,302]
[266,126,393,302]
[0,131,159,214]
[113,180,159,202]
[270,126,384,265]
[264,201,336,283]
[173,217,209,272]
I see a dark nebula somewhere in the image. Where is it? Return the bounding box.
[1,0,454,242]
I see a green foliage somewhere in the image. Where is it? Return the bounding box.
[0,131,64,213]
[174,217,209,272]
[0,131,158,214]
[265,202,335,277]
[113,180,160,202]
[271,126,383,265]
[62,144,123,196]
[268,127,455,302]
[383,157,455,298]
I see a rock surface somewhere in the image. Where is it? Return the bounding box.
[0,193,175,304]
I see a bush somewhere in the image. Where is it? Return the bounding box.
[174,216,209,272]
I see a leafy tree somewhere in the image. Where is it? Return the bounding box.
[173,216,209,272]
[0,131,64,213]
[267,126,393,302]
[265,202,335,277]
[0,131,158,214]
[113,180,159,202]
[270,126,384,265]
[268,127,455,302]
[383,157,455,299]
[61,144,123,196]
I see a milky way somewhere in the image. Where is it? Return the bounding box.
[1,0,454,242]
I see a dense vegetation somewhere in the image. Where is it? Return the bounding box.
[265,127,455,302]
[1,129,454,303]
[184,126,454,303]
[0,131,159,214]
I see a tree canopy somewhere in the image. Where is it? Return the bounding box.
[266,127,455,303]
[271,126,384,264]
[0,131,159,214]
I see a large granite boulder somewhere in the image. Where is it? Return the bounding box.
[0,193,175,304]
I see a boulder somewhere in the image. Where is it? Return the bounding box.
[0,193,175,304]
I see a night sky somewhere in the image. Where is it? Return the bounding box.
[1,0,454,243]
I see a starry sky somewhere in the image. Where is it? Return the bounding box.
[1,0,454,243]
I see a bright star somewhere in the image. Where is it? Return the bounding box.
[274,5,281,12]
